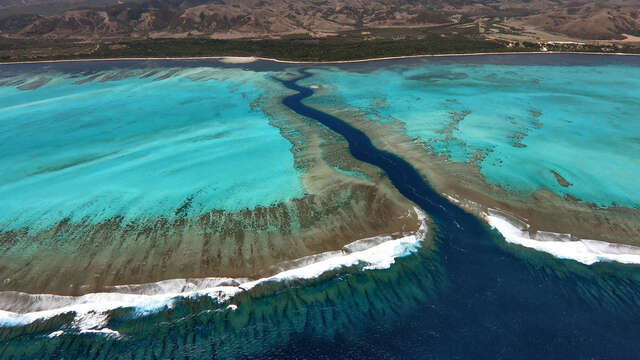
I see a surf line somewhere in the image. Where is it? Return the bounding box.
[278,70,488,243]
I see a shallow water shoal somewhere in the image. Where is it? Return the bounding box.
[0,66,304,231]
[301,62,640,208]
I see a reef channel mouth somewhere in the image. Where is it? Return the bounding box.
[280,70,488,240]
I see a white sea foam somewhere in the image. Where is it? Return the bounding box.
[0,208,427,330]
[47,330,64,338]
[0,284,242,329]
[485,209,640,265]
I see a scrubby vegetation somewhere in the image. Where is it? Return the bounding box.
[91,35,514,61]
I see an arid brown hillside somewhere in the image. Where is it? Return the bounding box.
[520,1,640,40]
[0,0,459,40]
[1,0,637,41]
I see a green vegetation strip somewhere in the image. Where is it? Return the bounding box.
[2,34,638,63]
[1,36,520,63]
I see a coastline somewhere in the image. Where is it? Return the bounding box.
[1,51,640,66]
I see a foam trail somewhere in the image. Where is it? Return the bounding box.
[0,284,242,328]
[0,208,427,330]
[486,209,640,265]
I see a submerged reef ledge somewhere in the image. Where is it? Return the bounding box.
[0,207,429,332]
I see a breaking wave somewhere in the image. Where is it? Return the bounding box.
[0,208,428,336]
[486,209,640,265]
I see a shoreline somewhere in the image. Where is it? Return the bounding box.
[1,51,640,66]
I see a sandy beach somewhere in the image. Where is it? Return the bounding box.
[1,51,640,67]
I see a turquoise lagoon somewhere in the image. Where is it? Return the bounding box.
[0,65,304,231]
[301,61,640,208]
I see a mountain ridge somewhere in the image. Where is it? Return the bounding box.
[1,0,637,41]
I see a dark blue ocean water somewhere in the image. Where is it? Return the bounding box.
[2,55,640,359]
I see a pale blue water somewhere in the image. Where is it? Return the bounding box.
[0,66,304,231]
[302,62,640,208]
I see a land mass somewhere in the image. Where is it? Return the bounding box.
[1,0,640,62]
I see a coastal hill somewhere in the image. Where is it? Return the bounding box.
[1,0,639,60]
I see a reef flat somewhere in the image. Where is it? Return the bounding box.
[0,60,422,296]
[300,54,640,246]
